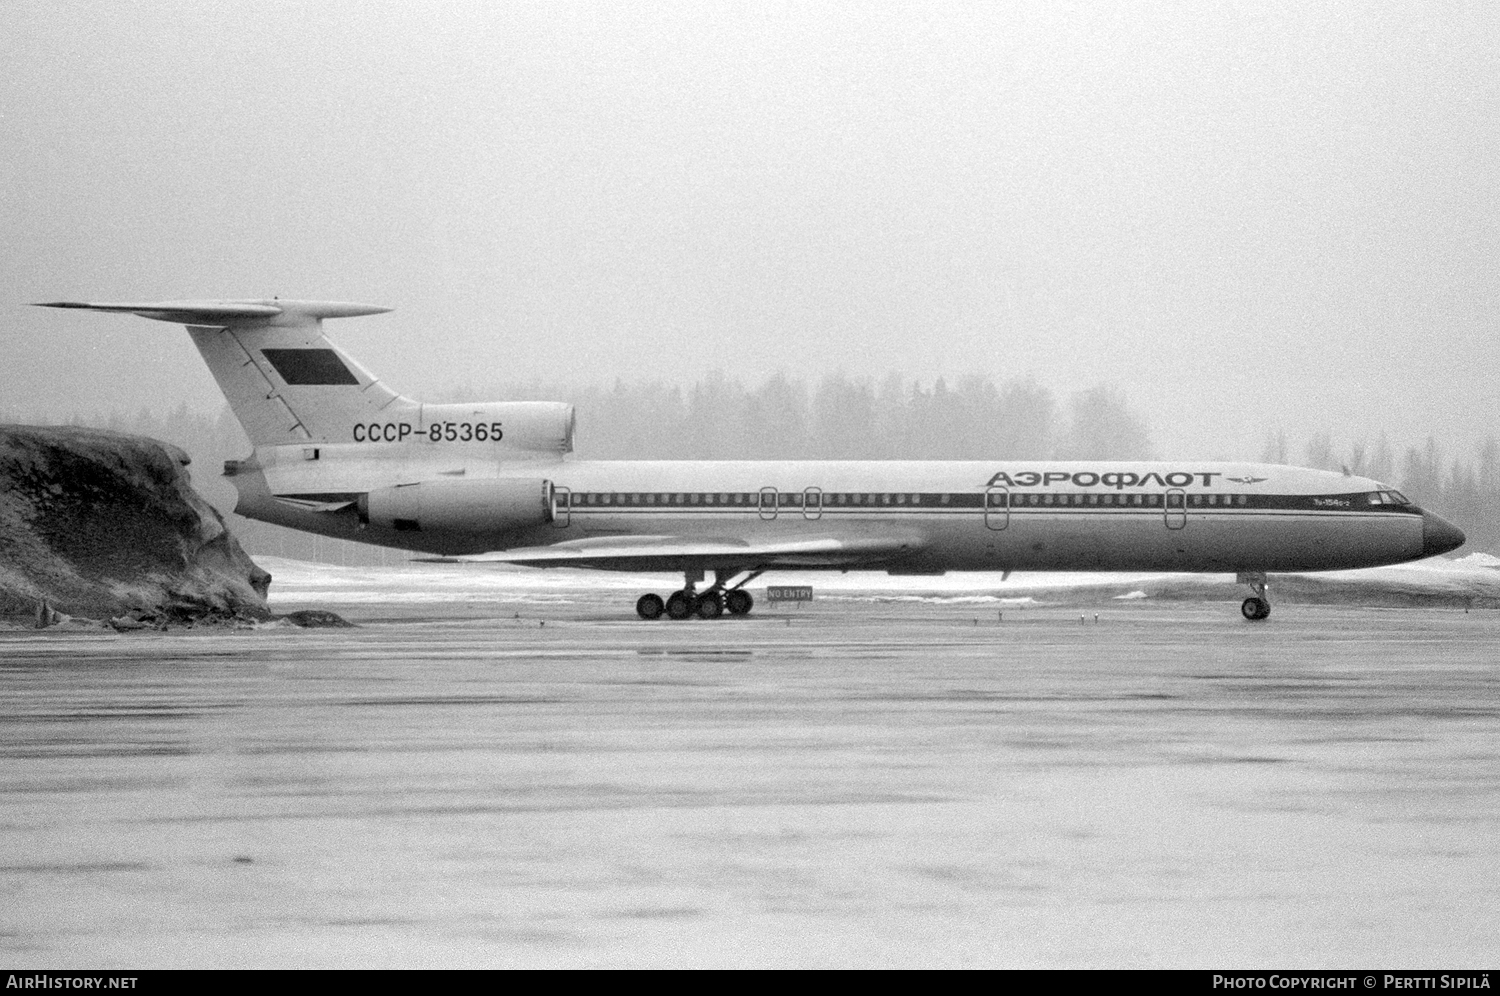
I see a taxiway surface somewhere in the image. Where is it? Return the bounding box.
[2,587,1497,967]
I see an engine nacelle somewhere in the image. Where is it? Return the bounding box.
[358,478,552,534]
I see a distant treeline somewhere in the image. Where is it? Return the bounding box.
[450,373,1153,462]
[49,374,1150,565]
[1263,430,1500,554]
[36,375,1498,563]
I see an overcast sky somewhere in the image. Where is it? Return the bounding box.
[3,1,1497,463]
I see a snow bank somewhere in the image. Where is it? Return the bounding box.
[0,425,271,625]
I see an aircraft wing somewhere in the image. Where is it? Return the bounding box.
[420,534,925,573]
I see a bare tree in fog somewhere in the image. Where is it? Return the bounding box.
[1401,437,1446,501]
[1260,430,1290,464]
[812,373,881,460]
[993,377,1058,461]
[1055,385,1153,461]
[745,372,811,460]
[1369,434,1395,483]
[1480,438,1500,493]
[1303,432,1337,471]
[875,373,909,457]
[906,378,965,460]
[1347,438,1369,477]
[685,370,746,460]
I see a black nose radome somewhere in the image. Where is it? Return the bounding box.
[1421,510,1466,557]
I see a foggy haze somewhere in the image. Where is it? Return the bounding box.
[4,1,1497,461]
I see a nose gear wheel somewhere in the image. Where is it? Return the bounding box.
[1237,573,1271,621]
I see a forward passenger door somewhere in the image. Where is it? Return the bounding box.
[984,486,1010,530]
[1164,488,1187,530]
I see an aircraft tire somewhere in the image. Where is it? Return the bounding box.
[636,593,665,620]
[695,592,724,619]
[725,590,753,616]
[1241,597,1271,621]
[665,591,695,620]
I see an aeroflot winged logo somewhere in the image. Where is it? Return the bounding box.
[1227,475,1268,484]
[985,470,1229,489]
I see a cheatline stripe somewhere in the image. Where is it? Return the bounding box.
[278,490,1421,515]
[559,492,1412,512]
[560,508,1410,519]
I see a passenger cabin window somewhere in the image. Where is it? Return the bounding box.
[562,489,1267,512]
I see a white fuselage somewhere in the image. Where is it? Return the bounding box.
[231,450,1430,574]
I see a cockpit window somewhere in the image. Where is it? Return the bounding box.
[1370,490,1411,505]
[1385,490,1409,505]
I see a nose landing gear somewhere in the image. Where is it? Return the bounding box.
[1238,572,1271,621]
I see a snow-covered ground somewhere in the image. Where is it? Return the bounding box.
[257,552,1500,609]
[6,596,1498,967]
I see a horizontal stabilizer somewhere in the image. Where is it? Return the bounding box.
[34,299,390,327]
[35,297,405,445]
[419,534,925,572]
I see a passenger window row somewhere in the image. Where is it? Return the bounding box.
[569,491,1259,508]
[1002,493,1253,507]
[567,491,1400,509]
[572,492,929,507]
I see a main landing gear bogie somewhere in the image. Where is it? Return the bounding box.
[636,571,759,620]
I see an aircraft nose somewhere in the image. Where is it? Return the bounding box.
[1421,510,1466,557]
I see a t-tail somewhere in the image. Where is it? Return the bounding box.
[33,300,575,452]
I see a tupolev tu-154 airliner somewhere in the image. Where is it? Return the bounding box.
[37,299,1466,621]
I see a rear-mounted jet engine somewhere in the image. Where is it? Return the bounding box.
[359,478,552,533]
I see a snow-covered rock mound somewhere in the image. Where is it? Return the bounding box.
[0,425,271,626]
